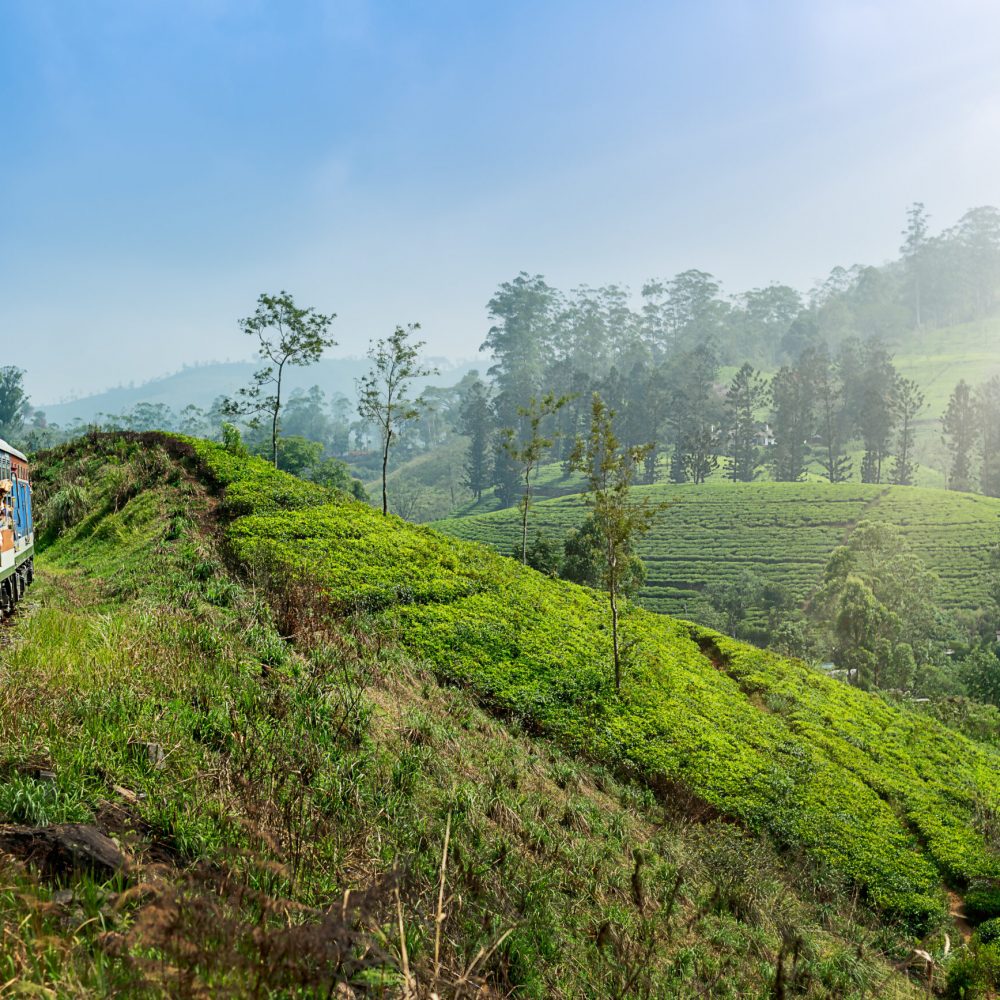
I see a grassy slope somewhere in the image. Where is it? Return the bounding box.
[361,435,473,522]
[434,480,1000,624]
[0,434,929,998]
[893,317,1000,417]
[184,440,1000,931]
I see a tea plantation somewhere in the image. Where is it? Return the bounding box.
[7,432,954,996]
[434,481,1000,621]
[186,439,1000,929]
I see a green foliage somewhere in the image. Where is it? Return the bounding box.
[945,942,1000,998]
[221,291,337,466]
[221,421,247,457]
[273,434,322,476]
[570,393,665,691]
[977,918,1000,945]
[814,521,940,689]
[357,323,438,515]
[186,437,1000,928]
[560,513,645,595]
[515,532,560,576]
[43,483,89,536]
[966,885,1000,922]
[500,391,569,564]
[0,365,28,438]
[8,432,933,997]
[309,455,368,500]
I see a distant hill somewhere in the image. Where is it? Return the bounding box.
[37,356,482,427]
[434,480,1000,624]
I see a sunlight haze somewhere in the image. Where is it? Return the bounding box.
[3,0,1000,401]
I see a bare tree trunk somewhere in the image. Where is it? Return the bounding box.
[520,465,531,563]
[610,585,620,694]
[271,360,286,468]
[609,548,621,693]
[381,431,391,515]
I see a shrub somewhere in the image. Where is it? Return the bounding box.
[976,918,1000,945]
[44,484,88,534]
[966,885,1000,922]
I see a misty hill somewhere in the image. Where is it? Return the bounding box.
[37,356,481,427]
[434,480,1000,628]
[11,431,1000,993]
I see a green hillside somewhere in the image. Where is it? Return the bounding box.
[189,438,1000,918]
[7,433,1000,994]
[435,481,1000,624]
[894,317,1000,416]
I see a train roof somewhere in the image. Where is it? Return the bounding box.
[0,439,27,462]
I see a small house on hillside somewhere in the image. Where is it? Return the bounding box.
[754,422,776,448]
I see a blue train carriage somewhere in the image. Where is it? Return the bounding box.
[0,439,33,614]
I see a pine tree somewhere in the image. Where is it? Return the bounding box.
[458,379,492,500]
[854,342,898,485]
[769,365,812,482]
[890,377,924,486]
[803,346,852,484]
[976,376,1000,497]
[725,363,768,482]
[942,380,977,492]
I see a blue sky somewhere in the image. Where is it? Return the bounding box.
[3,0,1000,403]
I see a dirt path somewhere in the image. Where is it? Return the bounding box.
[949,890,974,942]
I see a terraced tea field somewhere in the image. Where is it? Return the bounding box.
[434,482,1000,622]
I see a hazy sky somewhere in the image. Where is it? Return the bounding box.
[4,0,1000,403]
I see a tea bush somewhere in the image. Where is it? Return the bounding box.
[188,438,1000,928]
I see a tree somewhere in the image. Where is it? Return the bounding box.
[458,378,492,500]
[769,365,812,481]
[942,380,977,492]
[890,377,925,486]
[954,206,1000,319]
[282,385,333,445]
[501,392,569,563]
[571,394,666,693]
[222,292,337,466]
[481,273,560,426]
[560,514,646,595]
[804,346,852,484]
[725,363,768,482]
[0,367,29,439]
[274,435,323,476]
[851,341,898,485]
[976,376,1000,497]
[734,284,802,362]
[680,422,722,484]
[357,324,438,515]
[659,345,722,483]
[707,569,763,637]
[900,202,931,327]
[516,532,561,576]
[815,521,939,689]
[309,456,368,500]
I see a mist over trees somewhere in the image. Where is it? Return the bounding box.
[13,201,1000,516]
[456,202,1000,505]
